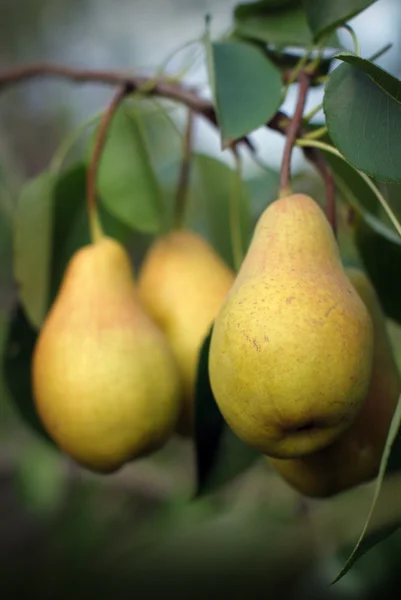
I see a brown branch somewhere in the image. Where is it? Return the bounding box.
[0,63,216,124]
[87,84,131,239]
[174,109,194,228]
[0,63,288,149]
[280,72,311,194]
[0,63,337,220]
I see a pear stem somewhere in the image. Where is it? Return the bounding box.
[86,84,132,243]
[173,108,194,229]
[279,72,310,195]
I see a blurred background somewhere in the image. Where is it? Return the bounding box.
[2,0,401,598]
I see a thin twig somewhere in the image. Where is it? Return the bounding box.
[87,84,132,241]
[174,109,194,228]
[280,72,310,194]
[0,63,279,151]
[0,62,338,215]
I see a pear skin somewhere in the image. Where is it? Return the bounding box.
[268,268,401,498]
[32,237,181,473]
[209,194,374,459]
[137,229,234,435]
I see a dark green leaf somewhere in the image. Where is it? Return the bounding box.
[191,154,253,268]
[2,303,54,445]
[234,1,313,47]
[95,107,163,233]
[194,326,258,496]
[353,215,401,325]
[304,0,378,40]
[14,438,66,516]
[194,325,225,496]
[244,168,280,223]
[265,47,334,82]
[334,394,401,582]
[50,163,133,303]
[225,33,335,86]
[202,427,259,495]
[388,428,401,473]
[206,39,282,145]
[304,129,400,243]
[14,172,55,328]
[325,151,381,218]
[0,186,14,292]
[335,523,400,584]
[243,0,302,7]
[324,62,401,182]
[336,53,401,105]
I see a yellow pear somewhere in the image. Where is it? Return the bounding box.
[32,236,181,473]
[137,229,235,435]
[208,194,374,459]
[268,267,401,497]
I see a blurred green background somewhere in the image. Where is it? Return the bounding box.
[2,1,401,598]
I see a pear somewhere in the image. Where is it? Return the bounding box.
[208,194,374,459]
[137,229,234,435]
[268,267,401,498]
[32,236,181,473]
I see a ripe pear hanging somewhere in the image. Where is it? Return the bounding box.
[268,267,401,497]
[137,229,234,435]
[208,194,374,459]
[32,236,181,473]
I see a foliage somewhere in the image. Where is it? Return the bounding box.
[1,0,401,588]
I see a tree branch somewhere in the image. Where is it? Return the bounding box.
[0,63,216,123]
[279,72,310,194]
[0,63,281,147]
[0,63,336,219]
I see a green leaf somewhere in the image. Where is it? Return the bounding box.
[0,183,14,291]
[194,325,225,496]
[206,39,282,146]
[49,163,133,303]
[202,427,259,495]
[95,107,163,233]
[234,1,313,48]
[303,0,378,40]
[194,326,258,496]
[325,152,381,218]
[14,438,66,516]
[14,163,137,322]
[335,53,401,106]
[267,48,334,82]
[303,130,400,242]
[225,32,335,84]
[243,0,302,7]
[14,172,55,329]
[244,168,281,221]
[2,303,54,445]
[353,215,401,325]
[191,154,253,268]
[333,393,401,582]
[324,62,401,183]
